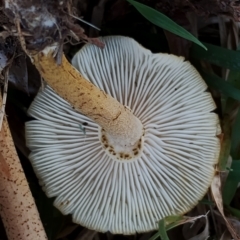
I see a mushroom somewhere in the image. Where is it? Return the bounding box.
[0,95,47,240]
[25,36,221,234]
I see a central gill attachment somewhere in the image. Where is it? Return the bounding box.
[99,128,144,161]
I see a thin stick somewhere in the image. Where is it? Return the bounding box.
[69,14,101,31]
[0,68,9,131]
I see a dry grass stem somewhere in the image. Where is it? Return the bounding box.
[0,68,9,131]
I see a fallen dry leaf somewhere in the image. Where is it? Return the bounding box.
[228,217,240,237]
[220,230,234,240]
[166,214,208,231]
[211,174,240,240]
[182,214,209,240]
[56,224,79,239]
[187,215,209,240]
[74,228,97,240]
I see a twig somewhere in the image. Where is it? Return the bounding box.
[0,67,9,131]
[66,12,101,31]
[15,16,29,55]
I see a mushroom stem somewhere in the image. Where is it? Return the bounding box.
[32,48,144,159]
[0,97,47,240]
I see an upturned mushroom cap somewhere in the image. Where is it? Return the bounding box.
[25,36,221,234]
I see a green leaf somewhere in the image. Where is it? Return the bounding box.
[226,205,240,219]
[223,179,239,205]
[149,219,170,240]
[191,43,240,70]
[231,110,240,159]
[227,70,240,89]
[221,58,240,204]
[223,160,240,205]
[226,160,240,181]
[164,215,183,227]
[126,0,206,50]
[149,215,204,240]
[149,232,161,240]
[158,219,170,240]
[200,71,240,102]
[222,72,240,203]
[199,199,215,206]
[164,215,185,230]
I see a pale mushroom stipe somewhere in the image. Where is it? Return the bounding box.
[26,36,221,234]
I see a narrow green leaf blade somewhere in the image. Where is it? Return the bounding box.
[149,232,161,240]
[226,160,240,181]
[227,69,240,89]
[191,43,240,70]
[158,219,170,240]
[223,179,239,205]
[127,0,206,50]
[149,215,205,240]
[149,219,170,240]
[149,216,181,240]
[226,206,240,219]
[223,160,240,205]
[164,215,185,230]
[199,199,215,206]
[231,110,240,159]
[200,71,240,101]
